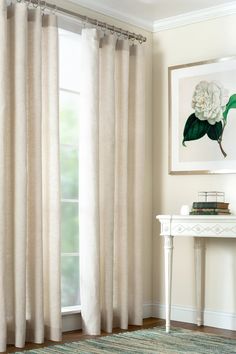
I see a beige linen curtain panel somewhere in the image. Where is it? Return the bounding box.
[0,1,61,351]
[80,29,145,335]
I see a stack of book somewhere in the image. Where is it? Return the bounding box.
[190,201,230,215]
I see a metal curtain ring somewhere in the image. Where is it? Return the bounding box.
[110,25,115,34]
[41,0,46,13]
[117,28,122,37]
[33,0,39,8]
[83,16,88,27]
[52,4,57,14]
[101,22,106,32]
[138,34,143,44]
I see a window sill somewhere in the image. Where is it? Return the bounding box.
[62,306,81,316]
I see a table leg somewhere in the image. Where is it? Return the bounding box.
[194,237,205,326]
[164,235,174,333]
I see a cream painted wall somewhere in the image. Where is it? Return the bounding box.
[55,0,153,307]
[153,15,236,315]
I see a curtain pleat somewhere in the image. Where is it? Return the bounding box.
[42,14,61,341]
[0,2,61,351]
[80,29,145,335]
[27,7,44,343]
[6,4,15,346]
[99,35,116,333]
[128,45,145,325]
[0,1,7,351]
[113,39,130,330]
[14,4,28,347]
[79,29,100,335]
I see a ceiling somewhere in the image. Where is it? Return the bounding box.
[69,0,236,31]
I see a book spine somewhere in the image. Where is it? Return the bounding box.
[190,211,218,215]
[192,202,229,209]
[190,211,231,215]
[191,208,230,213]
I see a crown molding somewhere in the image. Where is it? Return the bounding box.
[153,1,236,32]
[68,0,153,31]
[66,0,236,33]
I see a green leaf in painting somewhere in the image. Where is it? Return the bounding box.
[182,113,209,146]
[207,121,223,141]
[223,94,236,121]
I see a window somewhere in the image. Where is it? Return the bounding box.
[59,28,81,310]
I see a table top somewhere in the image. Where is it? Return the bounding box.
[157,214,236,220]
[156,214,236,238]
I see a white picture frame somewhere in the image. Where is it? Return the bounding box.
[169,56,236,174]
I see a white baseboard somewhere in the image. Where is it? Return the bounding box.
[143,303,154,319]
[62,313,82,332]
[145,302,236,331]
[62,303,236,332]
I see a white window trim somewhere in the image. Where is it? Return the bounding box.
[59,23,82,333]
[60,87,80,95]
[62,305,81,315]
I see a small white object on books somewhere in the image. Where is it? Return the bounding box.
[180,205,190,215]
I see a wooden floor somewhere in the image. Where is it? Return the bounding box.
[6,318,236,353]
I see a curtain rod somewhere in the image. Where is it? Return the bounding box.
[16,0,147,43]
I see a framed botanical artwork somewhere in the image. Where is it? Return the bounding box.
[169,56,236,174]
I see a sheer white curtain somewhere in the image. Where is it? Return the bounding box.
[0,1,61,352]
[79,29,145,335]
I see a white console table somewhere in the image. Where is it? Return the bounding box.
[156,214,236,333]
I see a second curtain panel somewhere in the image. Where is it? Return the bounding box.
[79,28,145,335]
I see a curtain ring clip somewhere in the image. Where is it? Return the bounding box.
[138,34,143,44]
[41,1,46,13]
[52,4,57,14]
[131,33,136,42]
[83,16,88,27]
[101,22,106,32]
[110,25,115,35]
[33,0,39,8]
[117,28,122,38]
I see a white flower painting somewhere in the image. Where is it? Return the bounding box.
[169,57,236,174]
[183,80,236,157]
